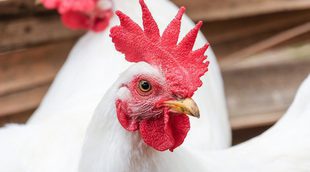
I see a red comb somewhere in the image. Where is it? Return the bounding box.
[110,0,209,97]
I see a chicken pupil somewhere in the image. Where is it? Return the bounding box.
[139,80,151,91]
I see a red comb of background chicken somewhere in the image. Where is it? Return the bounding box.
[110,0,209,98]
[40,0,113,32]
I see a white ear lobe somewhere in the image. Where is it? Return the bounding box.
[117,87,131,100]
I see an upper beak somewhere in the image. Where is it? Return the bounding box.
[163,98,200,118]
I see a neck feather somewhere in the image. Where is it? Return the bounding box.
[78,79,208,172]
[78,78,163,172]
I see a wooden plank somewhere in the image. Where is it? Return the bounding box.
[0,14,83,52]
[0,40,75,117]
[202,10,310,58]
[2,7,308,58]
[223,58,310,121]
[222,43,310,128]
[2,0,310,21]
[203,10,310,45]
[0,40,75,97]
[211,32,310,60]
[0,85,48,117]
[230,111,282,130]
[225,56,310,130]
[221,22,310,68]
[172,0,310,21]
[0,110,33,127]
[0,0,44,15]
[232,125,271,145]
[222,41,310,71]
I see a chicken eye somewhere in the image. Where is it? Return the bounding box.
[139,80,152,92]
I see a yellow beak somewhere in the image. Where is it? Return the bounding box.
[163,98,200,118]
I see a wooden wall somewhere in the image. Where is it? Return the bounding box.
[1,0,310,143]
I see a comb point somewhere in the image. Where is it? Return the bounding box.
[139,0,146,7]
[196,21,203,30]
[176,7,186,20]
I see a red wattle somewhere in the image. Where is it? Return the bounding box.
[139,109,190,151]
[116,101,190,151]
[116,100,139,131]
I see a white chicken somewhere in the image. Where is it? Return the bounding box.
[0,1,309,171]
[29,0,231,152]
[78,3,310,171]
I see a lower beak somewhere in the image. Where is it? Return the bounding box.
[163,98,200,118]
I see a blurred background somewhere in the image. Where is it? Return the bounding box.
[0,0,309,144]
